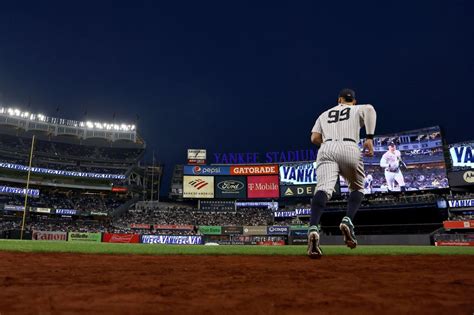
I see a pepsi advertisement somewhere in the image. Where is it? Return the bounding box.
[183,165,231,176]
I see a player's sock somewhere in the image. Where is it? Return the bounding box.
[345,191,364,220]
[310,190,328,227]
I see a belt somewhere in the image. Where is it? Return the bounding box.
[325,138,356,143]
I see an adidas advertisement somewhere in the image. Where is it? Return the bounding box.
[279,162,317,186]
[280,184,317,197]
[215,176,247,199]
[183,176,215,198]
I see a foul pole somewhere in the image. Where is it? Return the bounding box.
[20,135,35,240]
[150,151,155,201]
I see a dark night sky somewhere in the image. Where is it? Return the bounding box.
[0,1,473,190]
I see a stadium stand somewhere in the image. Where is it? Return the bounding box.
[117,204,274,227]
[0,108,150,236]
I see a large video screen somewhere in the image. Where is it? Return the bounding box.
[340,126,449,193]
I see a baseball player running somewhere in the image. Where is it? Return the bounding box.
[308,88,377,259]
[379,142,406,192]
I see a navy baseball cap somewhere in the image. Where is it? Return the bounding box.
[388,141,396,147]
[339,88,356,99]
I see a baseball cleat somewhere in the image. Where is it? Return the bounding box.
[307,230,323,259]
[339,216,357,249]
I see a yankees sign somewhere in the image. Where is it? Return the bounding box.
[450,145,474,168]
[279,162,318,185]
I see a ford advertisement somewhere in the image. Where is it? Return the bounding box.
[214,176,247,199]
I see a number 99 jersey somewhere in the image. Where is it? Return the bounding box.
[312,104,376,142]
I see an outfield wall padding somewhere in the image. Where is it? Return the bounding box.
[320,234,431,245]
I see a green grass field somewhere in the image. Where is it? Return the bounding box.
[0,240,473,255]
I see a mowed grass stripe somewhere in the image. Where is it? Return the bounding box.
[0,240,473,255]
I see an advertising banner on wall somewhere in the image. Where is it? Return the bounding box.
[32,230,67,241]
[183,165,231,176]
[3,205,25,211]
[183,176,215,198]
[230,165,279,175]
[279,162,317,186]
[111,186,128,193]
[199,226,222,235]
[130,223,151,229]
[448,170,474,187]
[267,226,289,235]
[289,236,308,245]
[0,162,125,180]
[141,235,202,245]
[68,232,102,242]
[55,209,78,215]
[90,211,108,216]
[214,176,247,199]
[273,211,295,218]
[280,184,317,197]
[154,224,194,230]
[102,233,140,243]
[221,226,243,235]
[247,176,279,199]
[443,220,474,229]
[30,207,52,214]
[0,185,40,197]
[448,199,474,208]
[243,226,268,236]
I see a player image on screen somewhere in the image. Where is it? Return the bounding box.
[364,173,374,194]
[379,142,406,192]
[338,126,449,193]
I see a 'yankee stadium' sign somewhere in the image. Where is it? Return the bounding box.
[212,149,317,164]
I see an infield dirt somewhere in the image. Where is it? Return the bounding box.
[0,252,472,314]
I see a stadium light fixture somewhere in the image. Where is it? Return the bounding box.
[0,106,137,132]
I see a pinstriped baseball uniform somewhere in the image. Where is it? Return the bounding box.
[312,104,376,197]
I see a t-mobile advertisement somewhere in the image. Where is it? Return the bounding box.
[247,176,280,199]
[341,126,449,194]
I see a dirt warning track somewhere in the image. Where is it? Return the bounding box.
[0,252,472,314]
